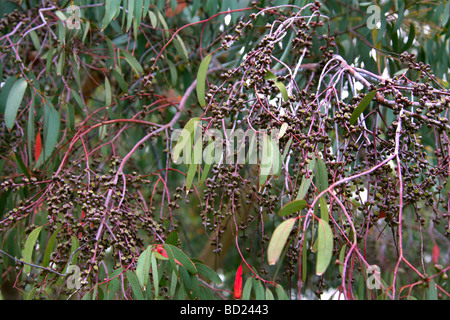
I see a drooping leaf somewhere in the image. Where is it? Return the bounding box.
[315,157,329,193]
[296,177,312,200]
[104,77,112,108]
[267,218,297,265]
[316,218,333,276]
[195,262,222,285]
[278,122,288,139]
[265,287,275,300]
[120,49,143,76]
[126,0,135,31]
[242,277,253,300]
[150,252,159,298]
[23,226,43,276]
[349,90,377,125]
[163,243,197,274]
[338,244,347,276]
[136,247,151,289]
[0,76,18,114]
[275,284,289,300]
[265,70,289,101]
[174,34,189,62]
[5,77,28,130]
[42,228,60,268]
[126,270,144,300]
[278,199,308,217]
[111,69,128,93]
[427,280,437,300]
[319,196,329,223]
[196,54,212,107]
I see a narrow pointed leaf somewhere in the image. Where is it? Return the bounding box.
[316,218,333,276]
[315,157,328,193]
[267,218,296,265]
[120,49,143,76]
[265,70,289,101]
[242,277,253,300]
[195,262,222,285]
[23,226,43,276]
[163,244,197,274]
[136,248,151,289]
[5,77,28,130]
[278,199,308,217]
[349,90,377,125]
[126,270,144,300]
[196,54,212,107]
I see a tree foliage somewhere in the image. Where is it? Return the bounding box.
[0,0,449,300]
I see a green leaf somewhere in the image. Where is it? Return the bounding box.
[267,218,297,265]
[104,77,112,108]
[120,49,143,76]
[316,218,333,276]
[56,50,65,76]
[111,69,128,93]
[338,244,347,276]
[23,226,43,276]
[265,287,275,300]
[36,99,60,167]
[14,151,31,179]
[195,262,222,285]
[315,157,329,193]
[5,77,28,130]
[0,76,18,114]
[42,228,60,268]
[265,70,289,101]
[126,270,144,300]
[169,270,178,297]
[24,287,37,300]
[302,243,307,282]
[148,10,158,28]
[296,177,312,200]
[166,231,179,245]
[242,277,253,300]
[196,54,212,107]
[126,0,135,31]
[136,247,151,289]
[427,280,437,300]
[319,196,329,223]
[275,284,289,300]
[393,0,404,31]
[174,35,189,62]
[278,199,308,217]
[349,90,377,125]
[106,268,124,300]
[163,244,197,274]
[151,252,159,298]
[254,279,265,300]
